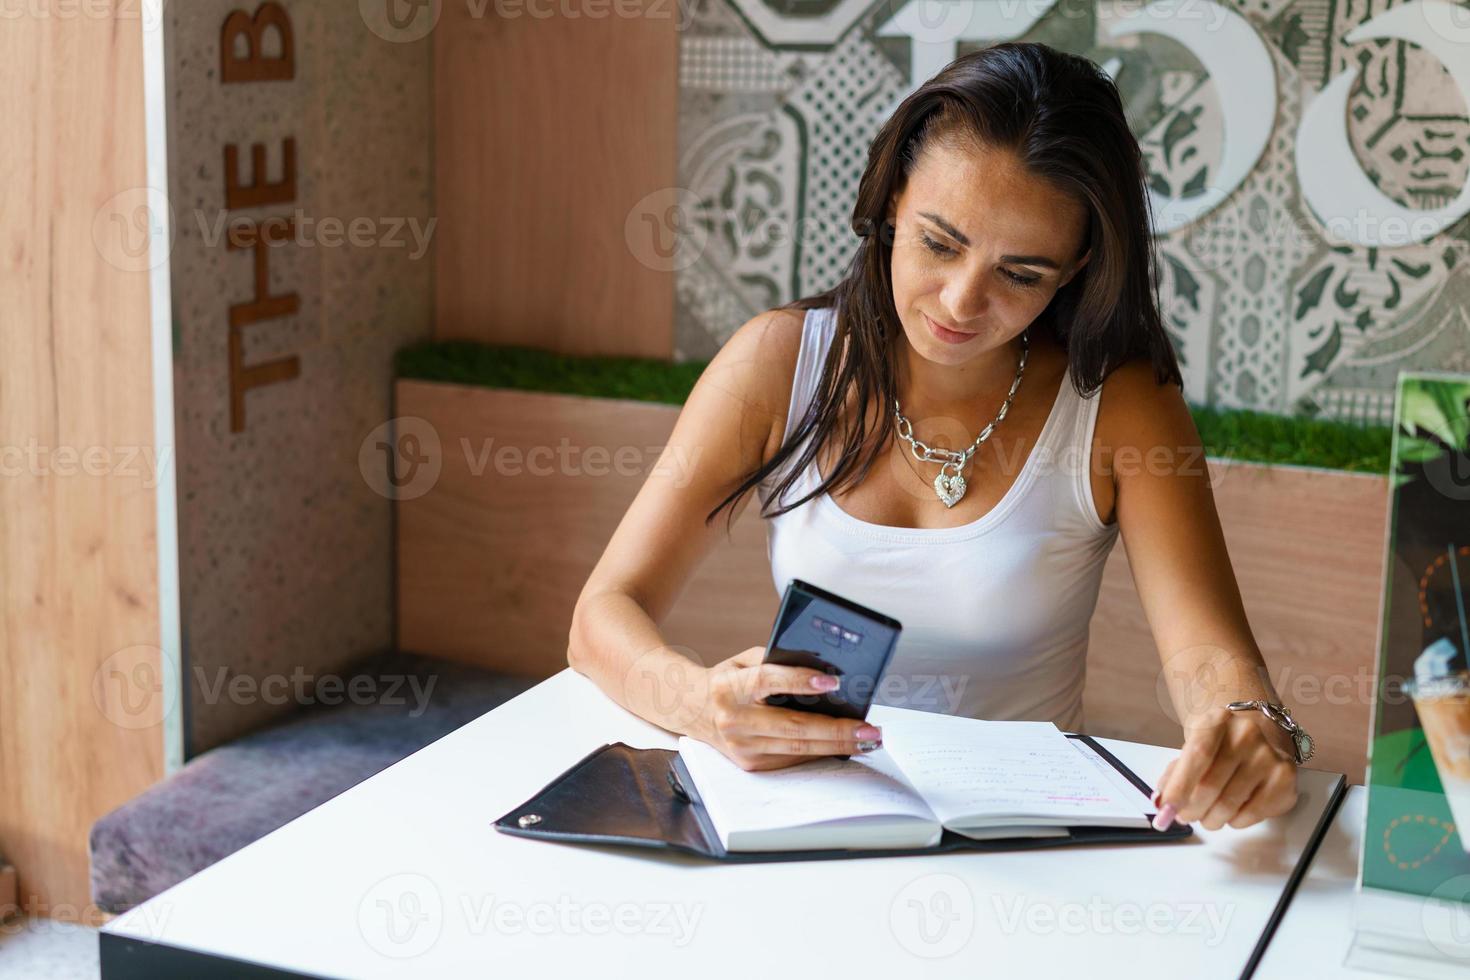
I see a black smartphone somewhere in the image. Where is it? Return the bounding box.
[760,578,902,721]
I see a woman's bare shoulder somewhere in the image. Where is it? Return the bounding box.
[702,307,808,443]
[1091,354,1197,492]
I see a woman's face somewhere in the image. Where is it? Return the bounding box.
[886,139,1091,368]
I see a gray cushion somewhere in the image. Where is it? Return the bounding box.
[89,651,536,914]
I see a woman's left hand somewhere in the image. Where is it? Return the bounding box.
[1151,705,1300,831]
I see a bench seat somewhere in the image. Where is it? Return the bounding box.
[89,651,536,914]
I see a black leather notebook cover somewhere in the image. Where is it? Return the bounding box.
[493,735,1192,862]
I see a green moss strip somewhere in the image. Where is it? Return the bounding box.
[397,341,705,406]
[397,341,1393,474]
[1189,404,1390,473]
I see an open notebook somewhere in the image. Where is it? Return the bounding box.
[676,708,1157,851]
[495,705,1190,861]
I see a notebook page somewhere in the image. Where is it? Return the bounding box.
[1071,738,1158,816]
[676,736,937,844]
[875,710,1147,827]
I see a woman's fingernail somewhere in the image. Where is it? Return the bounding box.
[1152,804,1177,832]
[856,739,881,752]
[1150,788,1162,808]
[811,674,839,690]
[855,725,881,739]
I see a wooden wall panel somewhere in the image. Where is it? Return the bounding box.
[434,2,678,358]
[397,381,1388,782]
[1084,465,1388,785]
[396,383,776,674]
[0,13,165,912]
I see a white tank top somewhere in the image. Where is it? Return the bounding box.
[758,306,1120,732]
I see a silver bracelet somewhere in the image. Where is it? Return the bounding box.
[1227,699,1315,765]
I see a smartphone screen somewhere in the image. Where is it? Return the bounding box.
[761,579,902,720]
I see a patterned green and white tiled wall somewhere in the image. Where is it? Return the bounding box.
[672,0,1470,423]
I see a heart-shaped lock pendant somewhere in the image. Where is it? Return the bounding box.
[933,467,967,508]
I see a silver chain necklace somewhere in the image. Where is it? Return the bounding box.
[892,328,1029,508]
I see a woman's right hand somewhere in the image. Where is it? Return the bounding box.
[695,646,884,771]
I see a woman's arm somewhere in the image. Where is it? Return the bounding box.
[1097,360,1300,830]
[567,310,884,769]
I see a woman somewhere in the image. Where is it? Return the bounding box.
[568,42,1304,833]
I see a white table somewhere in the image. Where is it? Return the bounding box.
[102,669,1347,979]
[1253,788,1385,979]
[1255,787,1470,979]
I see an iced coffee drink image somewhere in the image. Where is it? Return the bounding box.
[1404,637,1470,853]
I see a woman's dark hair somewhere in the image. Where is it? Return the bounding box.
[705,41,1183,532]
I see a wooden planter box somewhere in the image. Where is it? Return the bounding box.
[395,380,1388,783]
